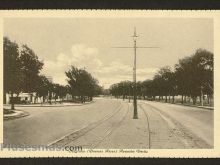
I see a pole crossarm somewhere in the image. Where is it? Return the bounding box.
[111,46,159,49]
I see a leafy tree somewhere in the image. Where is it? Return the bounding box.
[92,83,104,97]
[65,66,81,99]
[20,45,43,100]
[65,66,100,103]
[53,84,68,101]
[141,79,153,100]
[156,66,176,102]
[3,37,23,109]
[35,75,51,103]
[175,49,213,105]
[152,73,166,101]
[109,84,119,98]
[109,81,133,100]
[193,49,213,99]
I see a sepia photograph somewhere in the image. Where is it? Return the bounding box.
[2,15,214,153]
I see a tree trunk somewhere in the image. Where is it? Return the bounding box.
[11,93,15,110]
[30,93,33,104]
[200,87,204,106]
[188,96,191,103]
[3,92,6,104]
[165,96,167,103]
[199,95,202,104]
[172,95,175,103]
[207,95,210,104]
[181,95,184,104]
[49,93,52,105]
[16,93,19,104]
[192,96,196,105]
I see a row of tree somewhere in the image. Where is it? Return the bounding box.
[109,49,213,105]
[36,76,68,104]
[4,37,102,110]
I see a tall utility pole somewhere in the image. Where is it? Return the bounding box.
[112,27,159,119]
[133,28,138,119]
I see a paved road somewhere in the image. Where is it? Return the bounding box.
[4,98,121,145]
[4,98,213,149]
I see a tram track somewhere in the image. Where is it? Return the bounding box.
[92,103,130,148]
[48,102,124,147]
[139,101,211,148]
[138,103,151,149]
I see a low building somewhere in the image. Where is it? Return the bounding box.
[5,92,41,104]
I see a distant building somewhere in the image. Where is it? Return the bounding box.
[4,75,72,104]
[65,93,72,100]
[5,92,41,104]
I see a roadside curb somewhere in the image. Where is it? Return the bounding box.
[3,101,94,108]
[179,104,214,110]
[4,110,29,121]
[139,100,214,110]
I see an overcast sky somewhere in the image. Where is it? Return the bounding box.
[4,18,213,88]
